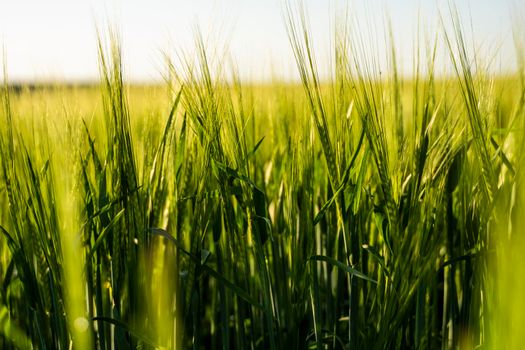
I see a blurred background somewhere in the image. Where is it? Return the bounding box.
[0,0,517,83]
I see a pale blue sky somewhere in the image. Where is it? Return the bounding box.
[0,0,518,82]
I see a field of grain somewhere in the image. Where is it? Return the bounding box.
[1,5,524,350]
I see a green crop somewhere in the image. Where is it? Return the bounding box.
[0,4,524,349]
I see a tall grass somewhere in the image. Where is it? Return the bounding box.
[0,4,524,349]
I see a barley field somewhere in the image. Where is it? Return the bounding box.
[0,4,524,350]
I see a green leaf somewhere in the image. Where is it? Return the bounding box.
[200,249,211,265]
[253,187,269,244]
[308,255,377,284]
[93,316,164,348]
[201,265,264,310]
[313,128,366,225]
[240,136,265,168]
[87,208,125,260]
[361,244,389,277]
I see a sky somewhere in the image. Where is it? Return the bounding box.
[0,0,519,83]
